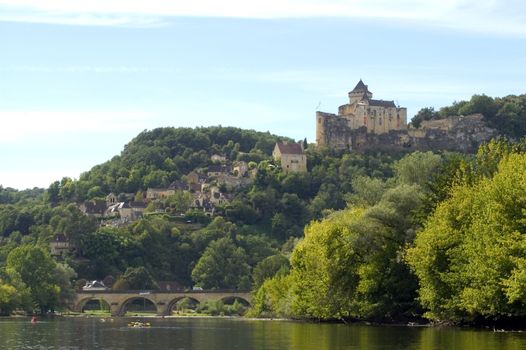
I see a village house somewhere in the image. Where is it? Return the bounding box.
[106,201,146,222]
[190,193,215,216]
[207,165,232,178]
[187,171,207,185]
[106,193,118,206]
[79,199,107,218]
[272,142,307,173]
[232,161,249,177]
[211,154,227,163]
[49,234,76,257]
[208,186,229,205]
[146,188,175,201]
[188,183,203,193]
[168,180,189,191]
[82,280,109,291]
[215,173,252,190]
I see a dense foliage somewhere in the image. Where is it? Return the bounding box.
[250,138,526,324]
[2,122,526,324]
[250,152,442,321]
[407,152,526,322]
[411,94,526,138]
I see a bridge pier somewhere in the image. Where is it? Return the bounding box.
[110,303,121,317]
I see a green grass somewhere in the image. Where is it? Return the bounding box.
[83,310,111,316]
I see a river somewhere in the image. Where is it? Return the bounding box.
[1,317,525,349]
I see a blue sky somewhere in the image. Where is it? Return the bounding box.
[1,0,525,189]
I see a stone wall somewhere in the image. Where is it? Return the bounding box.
[317,113,498,153]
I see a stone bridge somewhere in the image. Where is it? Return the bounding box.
[73,290,252,316]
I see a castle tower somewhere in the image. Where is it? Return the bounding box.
[348,79,373,105]
[316,111,328,146]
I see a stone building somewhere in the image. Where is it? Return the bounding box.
[79,199,107,218]
[50,234,76,257]
[146,188,175,201]
[272,142,307,173]
[316,81,497,153]
[316,80,407,148]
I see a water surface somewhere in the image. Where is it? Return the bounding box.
[1,317,525,349]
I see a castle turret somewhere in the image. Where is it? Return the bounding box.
[349,79,372,104]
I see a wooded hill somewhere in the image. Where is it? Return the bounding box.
[1,116,526,324]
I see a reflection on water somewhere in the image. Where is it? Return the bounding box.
[0,317,525,350]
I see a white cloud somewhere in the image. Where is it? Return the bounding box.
[0,0,524,36]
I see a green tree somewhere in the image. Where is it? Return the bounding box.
[252,254,290,289]
[118,266,159,290]
[54,263,77,308]
[347,176,390,207]
[407,153,526,322]
[6,245,60,313]
[165,190,194,213]
[191,237,250,289]
[394,151,442,188]
[0,280,19,315]
[411,107,437,128]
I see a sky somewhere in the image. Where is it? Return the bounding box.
[1,0,525,190]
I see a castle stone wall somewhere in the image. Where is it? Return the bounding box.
[317,112,497,153]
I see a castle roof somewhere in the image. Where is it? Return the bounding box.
[276,142,304,155]
[350,79,371,94]
[361,91,370,101]
[369,99,396,108]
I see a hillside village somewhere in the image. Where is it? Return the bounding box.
[76,142,307,228]
[47,81,508,262]
[48,140,308,264]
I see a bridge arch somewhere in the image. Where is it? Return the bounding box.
[219,296,251,307]
[76,297,111,313]
[118,296,158,316]
[166,296,201,315]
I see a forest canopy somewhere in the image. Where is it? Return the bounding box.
[411,93,526,138]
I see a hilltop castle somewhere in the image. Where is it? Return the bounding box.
[316,80,497,153]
